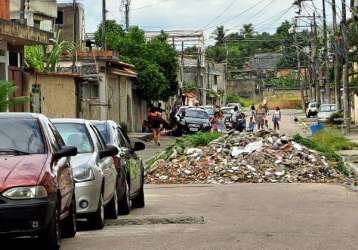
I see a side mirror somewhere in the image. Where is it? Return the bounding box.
[133,141,145,151]
[99,145,119,159]
[54,146,78,161]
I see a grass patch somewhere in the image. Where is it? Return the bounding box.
[311,129,358,151]
[293,134,350,176]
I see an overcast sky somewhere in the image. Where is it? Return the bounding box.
[59,0,344,40]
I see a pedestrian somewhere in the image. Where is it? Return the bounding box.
[250,104,256,118]
[272,106,281,131]
[148,106,162,146]
[232,106,246,132]
[262,99,269,128]
[256,104,266,130]
[247,116,256,132]
[218,110,225,132]
[211,111,220,131]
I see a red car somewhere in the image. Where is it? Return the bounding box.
[0,113,78,250]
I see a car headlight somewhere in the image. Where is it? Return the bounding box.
[73,167,95,183]
[2,186,48,200]
[204,122,211,127]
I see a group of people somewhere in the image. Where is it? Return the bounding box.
[251,102,282,131]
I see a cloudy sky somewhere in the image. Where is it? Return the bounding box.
[58,0,343,40]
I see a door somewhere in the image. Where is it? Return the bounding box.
[118,127,140,194]
[8,66,24,112]
[89,124,116,203]
[44,119,73,214]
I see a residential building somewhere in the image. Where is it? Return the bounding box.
[0,2,53,111]
[10,0,57,32]
[179,57,227,106]
[57,51,146,132]
[56,3,85,49]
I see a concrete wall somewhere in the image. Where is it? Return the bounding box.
[24,73,77,118]
[227,79,259,99]
[57,3,85,49]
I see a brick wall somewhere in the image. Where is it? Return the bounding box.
[0,0,10,20]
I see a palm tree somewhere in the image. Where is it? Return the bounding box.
[0,81,30,112]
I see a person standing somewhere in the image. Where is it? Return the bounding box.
[148,106,161,146]
[256,104,266,130]
[272,106,281,131]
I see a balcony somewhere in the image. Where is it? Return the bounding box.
[0,19,53,45]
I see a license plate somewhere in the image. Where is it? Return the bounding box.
[190,128,199,132]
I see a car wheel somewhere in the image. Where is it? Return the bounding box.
[118,178,131,215]
[89,193,105,230]
[132,176,145,208]
[61,195,77,238]
[106,189,118,219]
[40,205,61,250]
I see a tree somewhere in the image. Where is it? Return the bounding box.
[206,46,227,63]
[24,30,73,72]
[94,22,178,101]
[212,26,226,45]
[0,81,30,112]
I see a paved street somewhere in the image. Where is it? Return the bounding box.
[61,184,358,250]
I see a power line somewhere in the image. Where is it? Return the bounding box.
[202,0,239,29]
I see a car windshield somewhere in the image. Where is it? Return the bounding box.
[0,118,45,154]
[310,103,317,108]
[222,109,234,115]
[93,123,110,144]
[185,110,209,119]
[203,107,214,115]
[54,123,94,154]
[320,105,336,112]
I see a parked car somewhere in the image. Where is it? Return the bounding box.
[221,107,235,129]
[175,106,190,122]
[179,108,211,133]
[227,103,242,110]
[52,119,118,229]
[306,102,318,117]
[317,104,337,123]
[199,105,215,118]
[91,120,146,215]
[0,113,78,250]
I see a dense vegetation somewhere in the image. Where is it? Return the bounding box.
[95,21,178,101]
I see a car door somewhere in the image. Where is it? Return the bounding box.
[118,128,141,195]
[43,119,74,215]
[89,124,116,203]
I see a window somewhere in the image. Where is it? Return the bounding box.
[56,11,64,25]
[0,118,45,154]
[93,123,110,144]
[81,83,99,99]
[118,128,131,148]
[54,123,94,154]
[90,125,106,151]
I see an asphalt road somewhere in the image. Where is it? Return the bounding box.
[60,184,358,250]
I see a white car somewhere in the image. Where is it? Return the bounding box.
[317,104,337,123]
[306,102,318,118]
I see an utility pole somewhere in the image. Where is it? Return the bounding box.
[102,0,107,50]
[294,18,305,109]
[332,0,342,110]
[72,0,77,73]
[341,0,350,133]
[322,0,330,103]
[312,13,320,105]
[125,0,130,31]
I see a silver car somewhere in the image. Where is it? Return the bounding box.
[317,104,337,123]
[53,119,119,229]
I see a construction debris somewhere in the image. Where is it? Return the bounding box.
[145,131,347,184]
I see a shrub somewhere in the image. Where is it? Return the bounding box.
[186,132,221,147]
[328,112,343,125]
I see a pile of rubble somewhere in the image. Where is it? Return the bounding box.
[145,131,347,184]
